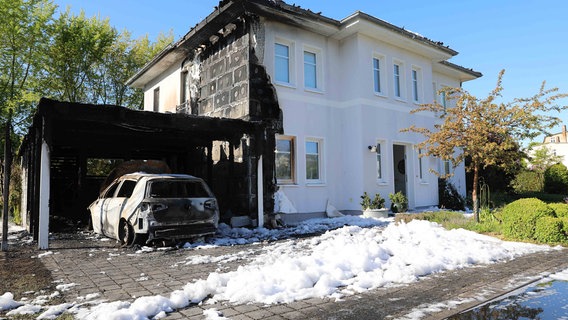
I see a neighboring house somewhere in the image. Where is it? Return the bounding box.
[538,125,568,167]
[127,0,481,214]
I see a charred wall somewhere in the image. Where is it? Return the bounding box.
[188,13,282,218]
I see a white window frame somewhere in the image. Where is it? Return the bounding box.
[372,54,386,96]
[153,87,160,112]
[375,140,387,183]
[418,148,427,183]
[305,138,324,184]
[442,159,451,176]
[275,135,296,185]
[274,39,295,87]
[303,45,323,92]
[393,60,405,100]
[433,82,448,115]
[411,66,422,103]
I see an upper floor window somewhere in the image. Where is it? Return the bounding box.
[153,87,160,112]
[373,57,384,95]
[304,51,317,89]
[440,90,447,112]
[275,43,290,83]
[412,68,420,103]
[180,71,189,104]
[276,136,295,184]
[393,63,401,98]
[306,139,322,182]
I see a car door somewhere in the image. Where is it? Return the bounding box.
[102,180,137,238]
[91,182,120,235]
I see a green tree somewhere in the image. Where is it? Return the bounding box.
[43,9,117,103]
[93,30,173,108]
[404,70,568,221]
[0,0,55,132]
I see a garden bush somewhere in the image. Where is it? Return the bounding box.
[544,163,568,194]
[501,198,555,240]
[562,217,568,235]
[535,216,566,243]
[510,170,543,194]
[548,203,568,218]
[438,178,465,210]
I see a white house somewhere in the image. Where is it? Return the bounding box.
[127,0,481,216]
[533,125,568,168]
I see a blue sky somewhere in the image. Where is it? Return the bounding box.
[54,0,568,138]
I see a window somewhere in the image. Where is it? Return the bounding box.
[393,64,401,98]
[276,136,295,184]
[103,183,120,198]
[443,159,451,176]
[440,91,447,111]
[551,137,557,143]
[117,180,137,198]
[376,142,383,180]
[275,43,290,83]
[305,140,321,182]
[373,57,382,94]
[418,149,424,180]
[304,51,317,89]
[180,71,189,104]
[153,87,160,112]
[412,68,420,103]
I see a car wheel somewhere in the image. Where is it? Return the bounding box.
[119,220,134,247]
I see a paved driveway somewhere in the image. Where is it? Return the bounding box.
[39,232,567,319]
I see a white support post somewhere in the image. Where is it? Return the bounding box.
[38,140,50,250]
[257,155,264,229]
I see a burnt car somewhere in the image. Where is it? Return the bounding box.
[88,173,219,246]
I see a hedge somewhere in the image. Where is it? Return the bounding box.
[535,216,567,243]
[549,203,568,218]
[501,198,555,240]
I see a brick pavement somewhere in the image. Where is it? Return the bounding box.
[39,233,568,319]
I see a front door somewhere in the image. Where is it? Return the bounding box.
[393,144,407,195]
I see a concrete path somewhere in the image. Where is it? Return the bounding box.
[40,233,568,319]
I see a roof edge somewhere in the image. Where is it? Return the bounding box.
[341,11,458,57]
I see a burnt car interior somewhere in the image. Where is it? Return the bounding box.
[149,180,211,199]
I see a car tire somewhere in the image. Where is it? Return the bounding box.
[119,220,134,247]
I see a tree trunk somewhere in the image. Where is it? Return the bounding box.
[472,165,479,223]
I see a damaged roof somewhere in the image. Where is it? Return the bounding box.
[127,0,480,88]
[21,98,263,158]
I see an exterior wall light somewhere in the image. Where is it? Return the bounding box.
[368,145,377,153]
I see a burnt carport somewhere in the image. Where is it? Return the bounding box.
[20,98,278,249]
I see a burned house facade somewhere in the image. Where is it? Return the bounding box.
[129,0,481,214]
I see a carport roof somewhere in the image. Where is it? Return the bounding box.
[23,98,263,157]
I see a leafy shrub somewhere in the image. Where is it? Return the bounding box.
[360,192,385,210]
[544,163,568,194]
[389,191,408,213]
[501,198,555,240]
[535,217,566,243]
[562,218,568,235]
[438,178,465,210]
[548,203,568,218]
[510,170,543,193]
